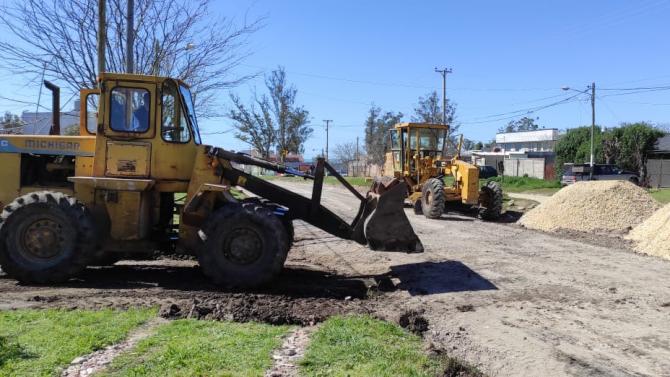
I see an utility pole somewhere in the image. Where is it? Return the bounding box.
[126,0,134,73]
[561,82,597,179]
[590,82,596,180]
[356,136,359,161]
[98,0,106,77]
[323,120,332,161]
[152,39,160,75]
[434,67,452,125]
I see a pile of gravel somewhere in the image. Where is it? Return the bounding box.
[626,203,670,260]
[519,181,659,234]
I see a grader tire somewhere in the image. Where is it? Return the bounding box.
[421,178,445,219]
[478,181,503,221]
[0,191,97,283]
[199,203,289,288]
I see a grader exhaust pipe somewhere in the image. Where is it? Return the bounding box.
[209,148,424,253]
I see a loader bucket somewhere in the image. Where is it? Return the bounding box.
[352,178,424,253]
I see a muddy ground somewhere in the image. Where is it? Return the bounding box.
[1,181,669,376]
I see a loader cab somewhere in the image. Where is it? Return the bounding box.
[91,73,202,183]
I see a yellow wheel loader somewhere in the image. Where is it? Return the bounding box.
[0,73,422,287]
[383,122,503,220]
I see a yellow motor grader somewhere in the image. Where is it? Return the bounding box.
[383,122,503,220]
[0,73,423,287]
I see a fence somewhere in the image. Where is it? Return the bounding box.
[503,158,546,179]
[647,158,670,188]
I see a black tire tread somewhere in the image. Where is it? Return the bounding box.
[479,181,503,220]
[199,202,289,287]
[0,191,97,283]
[421,178,445,219]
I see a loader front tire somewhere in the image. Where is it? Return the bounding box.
[478,181,503,220]
[199,204,289,288]
[421,178,445,219]
[0,191,97,283]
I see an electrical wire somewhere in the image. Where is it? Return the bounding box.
[462,92,584,124]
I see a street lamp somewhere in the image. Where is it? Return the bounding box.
[562,82,596,179]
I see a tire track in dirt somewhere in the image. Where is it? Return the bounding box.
[61,317,167,377]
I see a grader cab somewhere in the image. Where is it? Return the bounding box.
[384,122,503,220]
[0,73,422,287]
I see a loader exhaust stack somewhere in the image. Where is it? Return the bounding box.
[209,148,424,253]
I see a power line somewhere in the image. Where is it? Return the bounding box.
[461,98,583,126]
[241,63,559,92]
[599,84,670,91]
[463,92,584,123]
[600,87,670,98]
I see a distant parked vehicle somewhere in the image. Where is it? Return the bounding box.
[478,165,498,179]
[561,164,639,186]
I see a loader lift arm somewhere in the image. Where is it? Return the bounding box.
[207,147,423,252]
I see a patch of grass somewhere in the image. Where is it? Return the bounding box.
[300,315,445,377]
[100,320,291,377]
[0,308,155,377]
[484,176,561,193]
[649,188,670,204]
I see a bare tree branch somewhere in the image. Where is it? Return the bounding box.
[0,0,262,118]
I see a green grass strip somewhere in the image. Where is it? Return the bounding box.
[0,308,155,377]
[100,320,291,377]
[300,315,443,377]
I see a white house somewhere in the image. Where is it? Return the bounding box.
[20,100,81,135]
[495,129,559,153]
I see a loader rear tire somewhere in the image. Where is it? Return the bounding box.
[478,181,503,221]
[199,203,289,288]
[0,191,97,283]
[421,178,445,219]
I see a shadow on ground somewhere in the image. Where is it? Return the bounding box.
[19,265,371,300]
[389,261,497,296]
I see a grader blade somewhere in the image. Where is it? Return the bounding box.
[352,179,424,253]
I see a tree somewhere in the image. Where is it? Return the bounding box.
[412,91,462,151]
[63,125,80,136]
[0,0,260,116]
[555,122,664,181]
[461,138,476,151]
[265,67,312,159]
[499,117,540,133]
[616,122,664,180]
[229,67,312,161]
[364,105,403,167]
[555,126,605,175]
[474,141,484,150]
[332,142,360,164]
[228,95,274,159]
[412,91,456,125]
[0,112,24,134]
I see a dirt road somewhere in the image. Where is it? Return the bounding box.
[275,181,670,377]
[1,181,669,376]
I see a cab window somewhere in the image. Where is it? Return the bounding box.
[85,93,99,134]
[161,81,190,143]
[110,87,150,133]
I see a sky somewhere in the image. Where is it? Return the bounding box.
[1,0,669,159]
